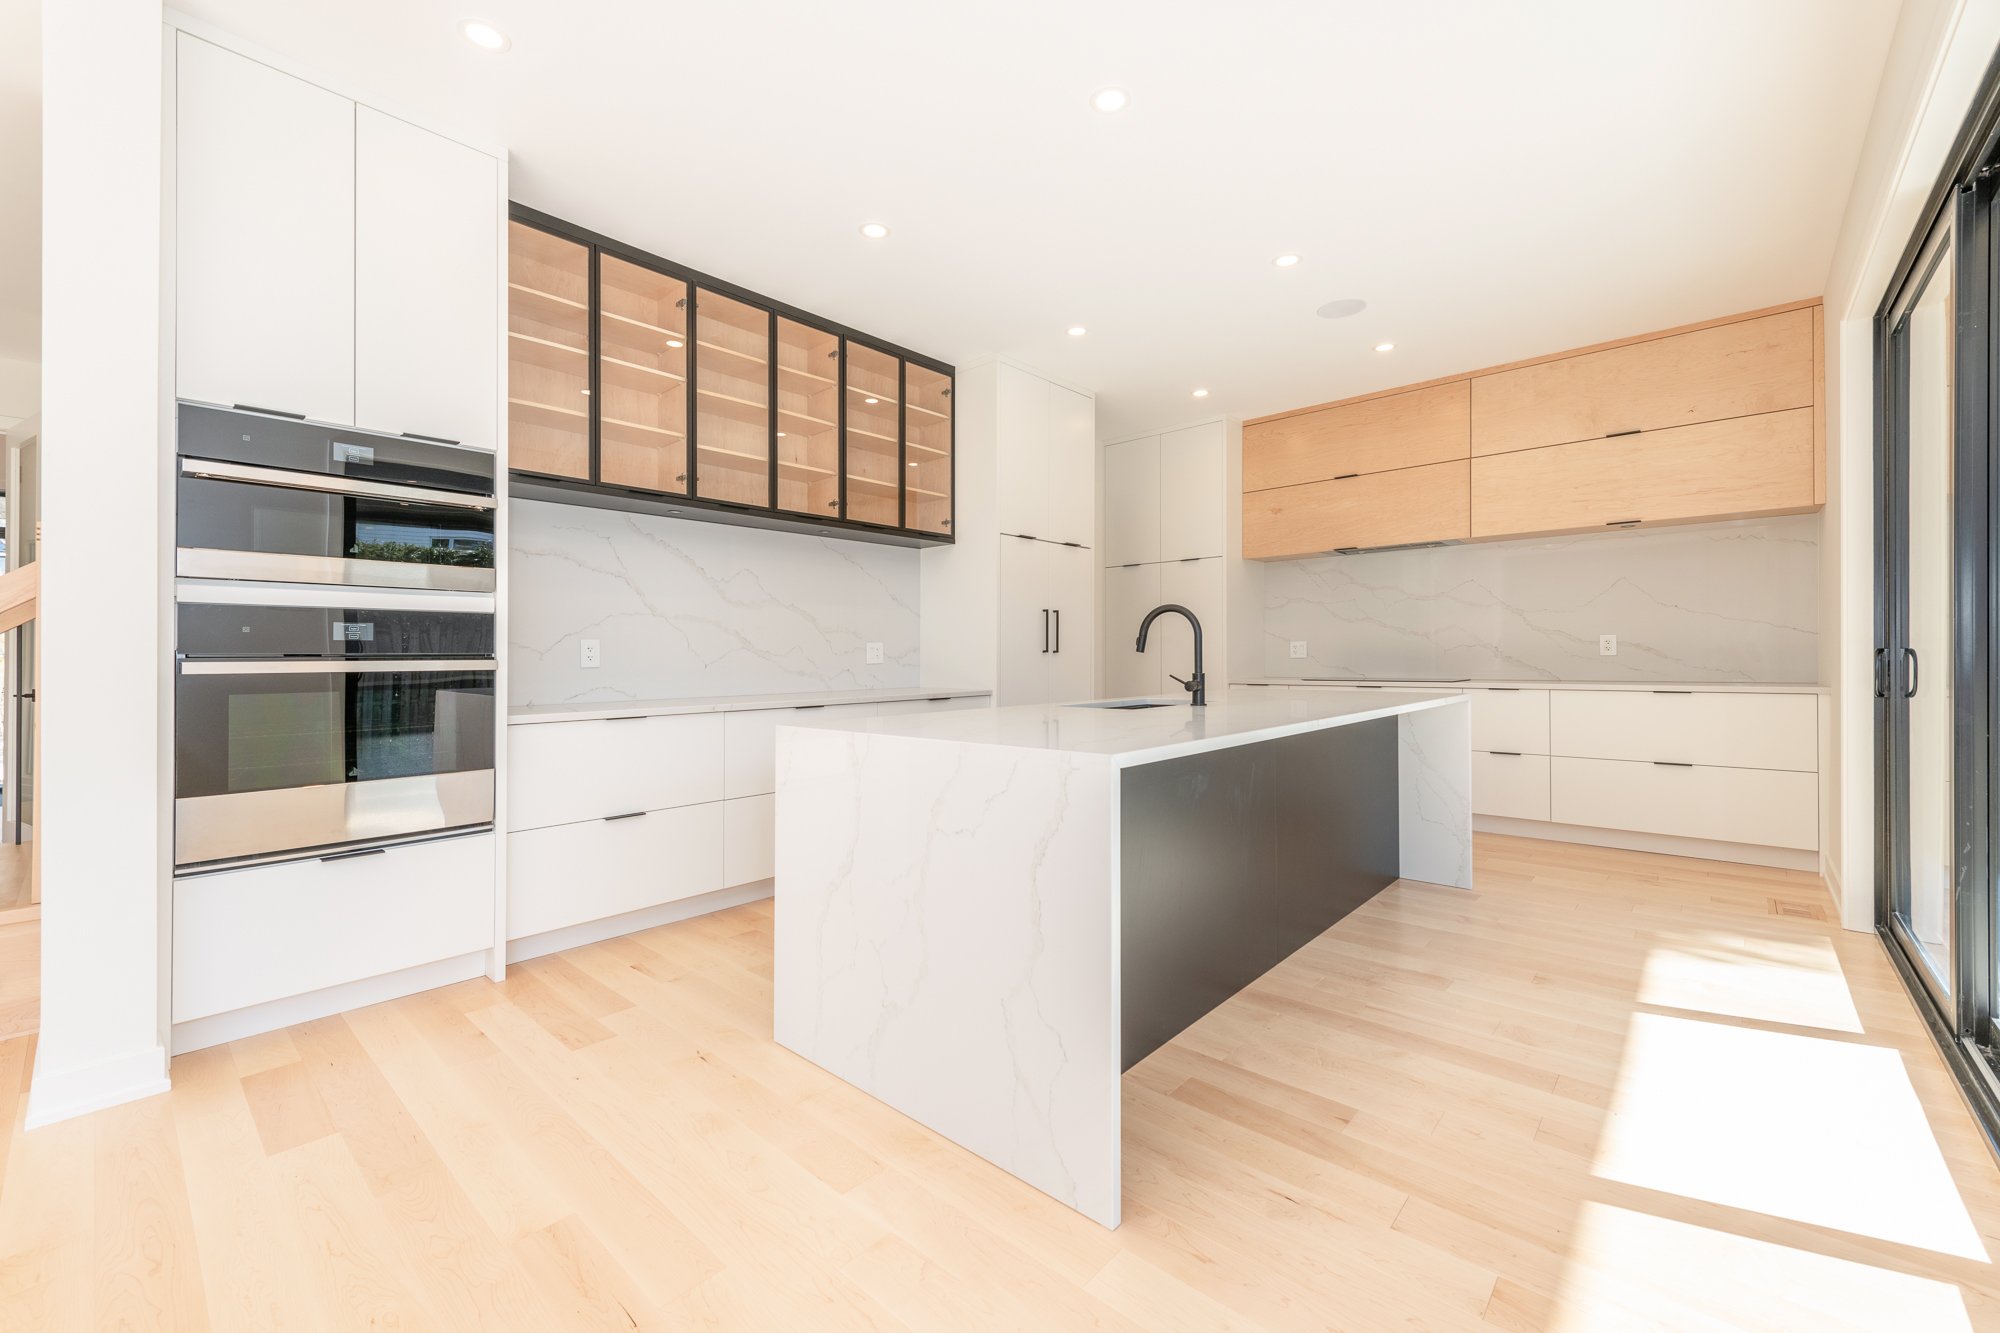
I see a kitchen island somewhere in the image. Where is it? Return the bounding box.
[772,689,1472,1228]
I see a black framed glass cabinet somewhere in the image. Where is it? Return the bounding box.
[505,207,954,548]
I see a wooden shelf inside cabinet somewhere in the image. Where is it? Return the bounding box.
[509,331,588,373]
[905,401,948,421]
[600,308,686,344]
[510,281,586,323]
[700,339,770,377]
[697,386,774,426]
[847,384,898,408]
[510,396,590,431]
[697,441,832,482]
[846,425,899,451]
[601,354,687,394]
[778,362,835,390]
[602,415,684,444]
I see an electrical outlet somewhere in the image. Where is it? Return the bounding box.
[866,642,884,665]
[580,638,601,669]
[1289,641,1308,659]
[1599,633,1617,657]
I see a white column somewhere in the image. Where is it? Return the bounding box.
[28,0,170,1125]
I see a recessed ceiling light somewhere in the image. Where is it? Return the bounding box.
[459,19,511,52]
[1192,388,1210,398]
[1067,326,1087,338]
[1317,298,1367,320]
[1375,342,1395,352]
[859,222,890,239]
[1273,255,1300,268]
[1091,87,1129,113]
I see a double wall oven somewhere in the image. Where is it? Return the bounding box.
[174,402,499,872]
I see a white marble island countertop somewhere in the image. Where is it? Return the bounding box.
[508,685,991,725]
[781,689,1463,766]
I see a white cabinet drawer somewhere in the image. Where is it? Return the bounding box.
[1472,752,1551,821]
[507,802,723,940]
[1550,757,1817,851]
[723,794,775,887]
[1470,689,1549,754]
[509,714,724,830]
[725,703,873,799]
[1549,691,1816,771]
[174,833,495,1022]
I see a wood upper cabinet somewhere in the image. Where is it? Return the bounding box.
[1470,408,1813,538]
[1469,308,1812,456]
[1244,461,1469,559]
[1244,380,1469,490]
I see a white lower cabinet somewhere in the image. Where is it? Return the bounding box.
[174,833,495,1023]
[1470,689,1550,754]
[1550,756,1817,851]
[507,802,724,940]
[1472,752,1551,821]
[509,713,725,830]
[999,537,1094,704]
[1102,563,1163,697]
[723,794,776,886]
[1549,690,1816,772]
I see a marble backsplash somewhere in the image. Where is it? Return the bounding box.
[508,499,920,706]
[1262,514,1819,682]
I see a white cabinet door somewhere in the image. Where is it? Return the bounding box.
[1101,437,1161,567]
[1549,691,1817,771]
[724,702,873,799]
[1047,384,1098,548]
[996,365,1049,539]
[508,713,725,830]
[1160,422,1225,560]
[1046,540,1095,702]
[1471,688,1551,754]
[998,534,1053,704]
[507,803,725,940]
[1157,557,1224,691]
[1472,752,1551,820]
[1103,564,1164,697]
[355,108,497,449]
[175,34,355,424]
[1550,757,1817,850]
[722,794,776,887]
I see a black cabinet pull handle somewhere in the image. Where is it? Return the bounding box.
[1605,519,1641,528]
[1333,472,1360,480]
[1650,690,1692,695]
[1875,647,1889,699]
[603,810,647,822]
[1652,761,1694,768]
[233,402,308,420]
[321,846,386,862]
[1054,609,1061,653]
[1606,428,1641,438]
[1488,750,1522,757]
[400,430,460,445]
[1042,609,1050,653]
[1906,647,1920,699]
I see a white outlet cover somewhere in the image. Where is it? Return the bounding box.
[1289,641,1308,659]
[1599,633,1617,656]
[580,638,601,669]
[866,641,884,665]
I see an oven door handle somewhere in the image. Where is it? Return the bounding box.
[178,657,499,675]
[179,457,498,511]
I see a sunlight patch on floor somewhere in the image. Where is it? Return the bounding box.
[1553,1202,1975,1332]
[1593,1011,1986,1260]
[1637,932,1863,1033]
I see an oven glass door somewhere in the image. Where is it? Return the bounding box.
[176,472,497,591]
[175,659,497,868]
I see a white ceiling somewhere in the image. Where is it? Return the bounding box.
[182,2,1894,436]
[0,0,39,367]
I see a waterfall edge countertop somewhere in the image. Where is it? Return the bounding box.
[779,688,1464,765]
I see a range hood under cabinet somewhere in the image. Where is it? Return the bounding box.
[507,207,955,549]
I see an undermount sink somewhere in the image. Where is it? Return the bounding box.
[1067,699,1175,710]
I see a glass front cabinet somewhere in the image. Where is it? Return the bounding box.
[507,211,954,547]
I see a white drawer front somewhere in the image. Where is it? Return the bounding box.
[725,703,872,799]
[507,802,724,940]
[174,833,495,1023]
[1549,691,1816,771]
[1470,689,1550,754]
[1472,752,1551,821]
[1550,757,1818,851]
[723,793,776,887]
[509,714,725,830]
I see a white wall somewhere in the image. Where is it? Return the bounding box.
[27,0,169,1125]
[0,353,37,430]
[1821,0,2000,930]
[508,498,921,706]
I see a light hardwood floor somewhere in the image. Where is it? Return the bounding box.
[2,833,1999,1331]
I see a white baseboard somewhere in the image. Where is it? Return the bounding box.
[1473,815,1819,873]
[506,879,774,964]
[169,950,488,1056]
[25,1044,171,1128]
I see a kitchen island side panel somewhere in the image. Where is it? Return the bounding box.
[772,725,1124,1227]
[1118,718,1401,1070]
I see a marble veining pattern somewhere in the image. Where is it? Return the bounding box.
[1263,515,1818,682]
[509,499,920,706]
[1398,703,1475,889]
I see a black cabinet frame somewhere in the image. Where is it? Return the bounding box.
[508,204,955,549]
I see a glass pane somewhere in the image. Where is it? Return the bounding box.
[1899,241,1955,993]
[599,256,690,494]
[844,343,901,527]
[776,318,840,517]
[905,364,953,535]
[694,289,772,507]
[507,222,591,478]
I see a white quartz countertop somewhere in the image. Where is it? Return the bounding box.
[509,686,991,726]
[781,690,1465,766]
[1238,677,1828,695]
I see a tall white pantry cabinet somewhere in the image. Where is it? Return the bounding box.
[166,24,510,1053]
[922,360,1098,705]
